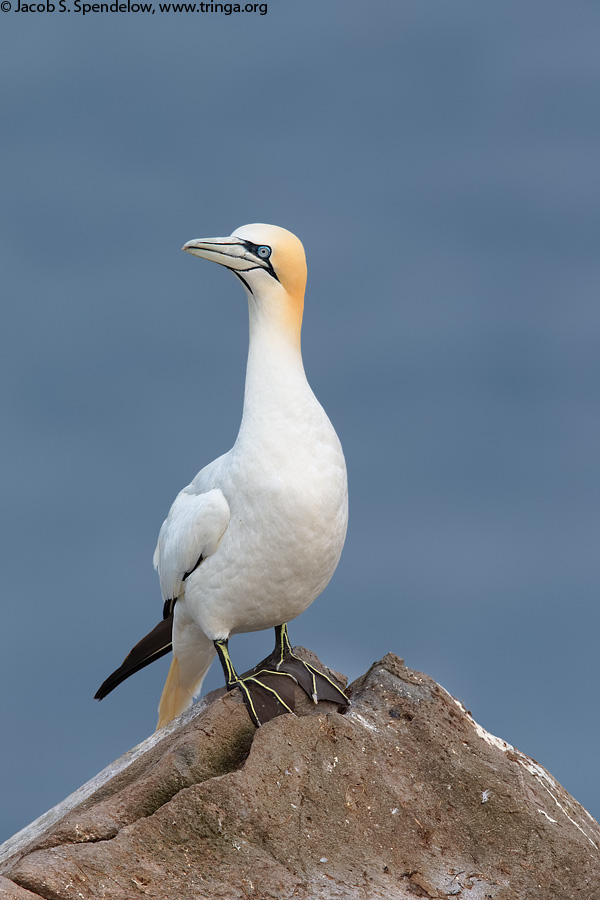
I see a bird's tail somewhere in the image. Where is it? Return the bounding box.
[156,619,216,731]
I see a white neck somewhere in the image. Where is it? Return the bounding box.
[236,285,313,442]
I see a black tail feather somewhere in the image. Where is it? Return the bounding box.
[94,615,173,700]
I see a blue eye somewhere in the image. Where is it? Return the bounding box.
[257,245,271,259]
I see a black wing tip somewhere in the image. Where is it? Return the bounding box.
[94,616,174,701]
[94,641,173,700]
[94,682,113,701]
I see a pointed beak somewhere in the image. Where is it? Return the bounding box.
[182,236,257,271]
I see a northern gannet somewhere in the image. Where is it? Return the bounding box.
[95,224,349,729]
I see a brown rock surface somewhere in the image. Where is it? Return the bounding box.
[1,652,599,899]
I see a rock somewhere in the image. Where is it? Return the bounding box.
[1,651,599,899]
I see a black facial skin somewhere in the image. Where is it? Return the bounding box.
[240,241,280,283]
[229,241,279,294]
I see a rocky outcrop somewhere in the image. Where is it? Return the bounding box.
[1,652,599,899]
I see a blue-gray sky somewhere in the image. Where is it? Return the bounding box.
[2,0,600,841]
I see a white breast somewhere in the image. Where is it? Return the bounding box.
[181,388,348,641]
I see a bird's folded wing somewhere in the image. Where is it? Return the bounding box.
[153,487,230,603]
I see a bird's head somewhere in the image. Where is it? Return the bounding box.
[182,224,307,340]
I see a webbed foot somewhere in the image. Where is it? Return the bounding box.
[214,626,348,728]
[214,639,298,726]
[272,623,349,708]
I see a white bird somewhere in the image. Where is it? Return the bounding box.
[95,224,348,729]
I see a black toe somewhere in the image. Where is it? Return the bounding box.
[276,655,349,708]
[234,669,298,726]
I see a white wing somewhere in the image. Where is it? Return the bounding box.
[153,486,230,604]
